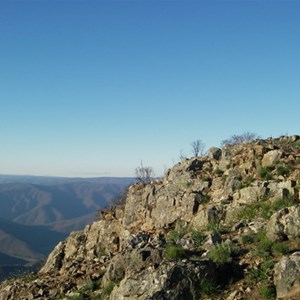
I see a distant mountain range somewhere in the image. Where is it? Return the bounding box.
[0,175,133,280]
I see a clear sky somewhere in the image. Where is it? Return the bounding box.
[0,0,299,177]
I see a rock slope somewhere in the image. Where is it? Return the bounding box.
[2,136,300,299]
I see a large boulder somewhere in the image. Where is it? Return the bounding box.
[236,186,267,205]
[267,180,295,201]
[208,147,222,160]
[110,260,215,300]
[192,205,222,229]
[262,150,283,167]
[274,252,300,299]
[266,205,300,241]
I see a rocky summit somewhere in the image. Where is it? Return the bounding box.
[2,136,300,300]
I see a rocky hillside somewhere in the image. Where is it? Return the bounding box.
[2,136,300,299]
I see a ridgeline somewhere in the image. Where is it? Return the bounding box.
[2,136,300,299]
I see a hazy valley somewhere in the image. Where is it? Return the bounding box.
[0,176,133,280]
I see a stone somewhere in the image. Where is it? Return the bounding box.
[266,205,300,241]
[110,260,215,300]
[218,158,230,171]
[192,205,222,229]
[39,241,66,273]
[274,252,300,299]
[267,180,295,201]
[262,150,283,167]
[237,186,267,204]
[291,135,300,142]
[208,147,222,160]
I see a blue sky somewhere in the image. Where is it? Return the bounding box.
[0,0,299,177]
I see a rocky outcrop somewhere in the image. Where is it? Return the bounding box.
[2,136,300,299]
[110,260,215,300]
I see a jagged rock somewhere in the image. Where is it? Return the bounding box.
[262,150,283,167]
[266,205,300,241]
[267,180,295,201]
[274,252,300,299]
[218,158,230,172]
[124,172,210,231]
[39,241,66,273]
[208,147,222,160]
[239,160,255,175]
[291,135,300,142]
[237,186,267,205]
[110,260,215,300]
[40,217,123,274]
[253,144,265,156]
[224,172,242,195]
[247,218,266,233]
[192,205,222,229]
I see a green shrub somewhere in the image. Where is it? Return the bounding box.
[186,181,193,188]
[166,225,190,244]
[200,193,211,204]
[214,168,224,176]
[236,194,296,222]
[250,230,290,258]
[198,278,220,297]
[254,233,273,259]
[102,281,116,297]
[164,245,186,260]
[207,223,230,236]
[237,203,260,221]
[236,182,246,190]
[259,283,276,299]
[260,202,273,219]
[208,242,233,265]
[276,165,291,176]
[271,241,290,255]
[247,260,274,283]
[68,295,85,300]
[241,232,256,244]
[54,293,65,300]
[245,175,255,186]
[97,247,106,258]
[272,196,297,211]
[259,166,274,180]
[166,229,184,243]
[191,230,206,247]
[247,267,268,282]
[80,279,99,292]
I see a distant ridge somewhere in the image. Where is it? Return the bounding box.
[0,174,134,186]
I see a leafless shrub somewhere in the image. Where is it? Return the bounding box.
[221,132,260,146]
[191,139,206,157]
[135,161,154,184]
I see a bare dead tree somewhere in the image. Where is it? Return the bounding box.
[135,161,154,184]
[191,139,206,157]
[221,132,260,146]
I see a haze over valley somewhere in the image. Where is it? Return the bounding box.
[0,175,132,280]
